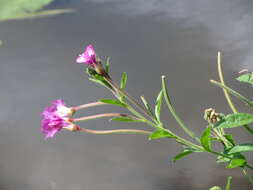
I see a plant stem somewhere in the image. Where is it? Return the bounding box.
[243,168,253,185]
[79,128,151,135]
[225,176,232,190]
[161,75,199,142]
[105,78,154,120]
[72,101,106,111]
[216,52,253,135]
[210,80,253,108]
[217,52,238,113]
[73,113,125,122]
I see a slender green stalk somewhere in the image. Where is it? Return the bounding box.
[210,80,253,108]
[161,75,199,141]
[217,52,238,113]
[216,52,253,135]
[225,176,232,190]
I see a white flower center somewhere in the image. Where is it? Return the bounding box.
[56,105,72,117]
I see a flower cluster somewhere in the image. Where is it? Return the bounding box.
[41,99,74,139]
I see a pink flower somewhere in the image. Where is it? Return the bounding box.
[41,99,73,139]
[76,45,97,66]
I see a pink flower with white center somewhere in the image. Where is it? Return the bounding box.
[76,45,97,66]
[41,99,74,139]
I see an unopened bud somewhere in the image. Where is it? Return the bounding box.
[204,108,222,124]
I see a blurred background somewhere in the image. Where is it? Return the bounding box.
[0,0,253,189]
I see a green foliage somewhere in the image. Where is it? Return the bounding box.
[110,116,142,123]
[209,177,232,190]
[0,0,73,22]
[120,72,127,89]
[149,129,175,140]
[89,78,112,90]
[223,134,235,147]
[100,99,127,108]
[237,73,253,85]
[200,126,212,151]
[215,113,253,129]
[105,57,110,73]
[140,96,156,119]
[86,67,97,76]
[155,90,163,122]
[228,143,253,154]
[217,155,230,163]
[87,68,113,90]
[172,148,199,162]
[226,157,246,169]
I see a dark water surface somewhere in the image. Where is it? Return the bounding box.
[0,0,253,189]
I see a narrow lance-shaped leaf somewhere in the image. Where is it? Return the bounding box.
[155,90,163,122]
[236,73,253,85]
[216,155,231,163]
[120,72,127,89]
[100,99,127,108]
[200,126,212,151]
[215,113,253,129]
[228,143,253,154]
[89,78,112,90]
[140,96,156,119]
[105,56,110,73]
[149,129,175,140]
[172,149,195,162]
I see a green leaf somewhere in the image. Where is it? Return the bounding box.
[209,186,223,190]
[172,149,194,162]
[200,126,212,151]
[105,57,110,73]
[217,155,231,163]
[100,99,127,108]
[110,117,142,123]
[0,0,73,22]
[236,73,253,85]
[89,78,112,90]
[223,134,235,147]
[89,73,113,89]
[226,158,246,169]
[86,67,97,76]
[149,129,175,140]
[228,143,253,154]
[215,113,253,129]
[155,90,163,122]
[120,72,127,89]
[140,96,156,119]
